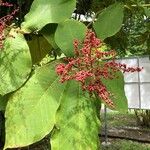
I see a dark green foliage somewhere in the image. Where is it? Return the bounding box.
[135,110,150,127]
[92,0,150,56]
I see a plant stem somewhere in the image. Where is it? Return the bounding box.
[124,4,150,9]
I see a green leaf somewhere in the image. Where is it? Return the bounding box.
[27,35,52,64]
[0,95,8,111]
[51,81,101,150]
[144,8,150,17]
[94,3,124,40]
[0,29,32,96]
[21,0,76,33]
[55,19,87,57]
[4,61,66,149]
[40,24,58,49]
[102,71,128,112]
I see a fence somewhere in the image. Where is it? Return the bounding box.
[117,55,150,110]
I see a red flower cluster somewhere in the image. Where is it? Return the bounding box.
[56,30,142,109]
[0,2,13,7]
[0,1,19,49]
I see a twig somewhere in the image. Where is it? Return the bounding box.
[124,4,150,9]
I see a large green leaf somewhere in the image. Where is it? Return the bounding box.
[102,71,128,112]
[21,0,76,33]
[40,24,58,49]
[93,3,124,40]
[51,81,101,150]
[0,29,32,96]
[55,19,87,57]
[4,61,66,149]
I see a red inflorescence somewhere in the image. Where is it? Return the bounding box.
[0,1,19,49]
[0,2,13,7]
[55,30,143,109]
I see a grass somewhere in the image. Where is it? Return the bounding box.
[102,139,150,150]
[101,111,150,150]
[100,110,150,132]
[101,111,145,128]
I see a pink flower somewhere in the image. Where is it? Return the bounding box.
[0,2,19,49]
[55,29,143,109]
[74,71,93,82]
[55,64,65,75]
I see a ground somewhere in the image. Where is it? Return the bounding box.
[101,111,150,150]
